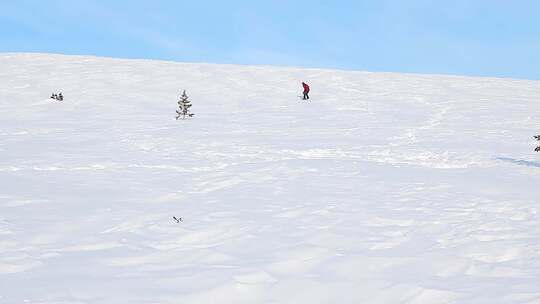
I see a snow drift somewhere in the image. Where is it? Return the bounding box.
[1,53,540,303]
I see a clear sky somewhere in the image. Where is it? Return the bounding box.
[1,0,539,79]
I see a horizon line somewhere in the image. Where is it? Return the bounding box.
[3,51,539,83]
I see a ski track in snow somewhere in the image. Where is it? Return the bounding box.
[1,53,540,303]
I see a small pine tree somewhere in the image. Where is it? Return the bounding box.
[176,90,194,120]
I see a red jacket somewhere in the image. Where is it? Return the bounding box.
[302,82,310,93]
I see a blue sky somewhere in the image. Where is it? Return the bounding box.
[1,0,539,79]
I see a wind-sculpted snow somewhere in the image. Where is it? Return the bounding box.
[1,53,540,303]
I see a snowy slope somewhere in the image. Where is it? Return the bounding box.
[1,53,540,304]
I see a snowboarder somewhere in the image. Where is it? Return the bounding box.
[302,82,310,100]
[535,135,540,152]
[57,92,63,101]
[50,93,57,99]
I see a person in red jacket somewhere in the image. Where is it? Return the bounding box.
[302,82,310,100]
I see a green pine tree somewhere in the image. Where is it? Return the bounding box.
[176,90,194,120]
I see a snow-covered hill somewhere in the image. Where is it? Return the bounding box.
[1,53,540,304]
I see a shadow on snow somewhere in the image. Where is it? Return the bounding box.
[497,157,540,168]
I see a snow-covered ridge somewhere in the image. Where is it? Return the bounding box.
[1,53,540,303]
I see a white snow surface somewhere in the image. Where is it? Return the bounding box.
[1,53,540,303]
